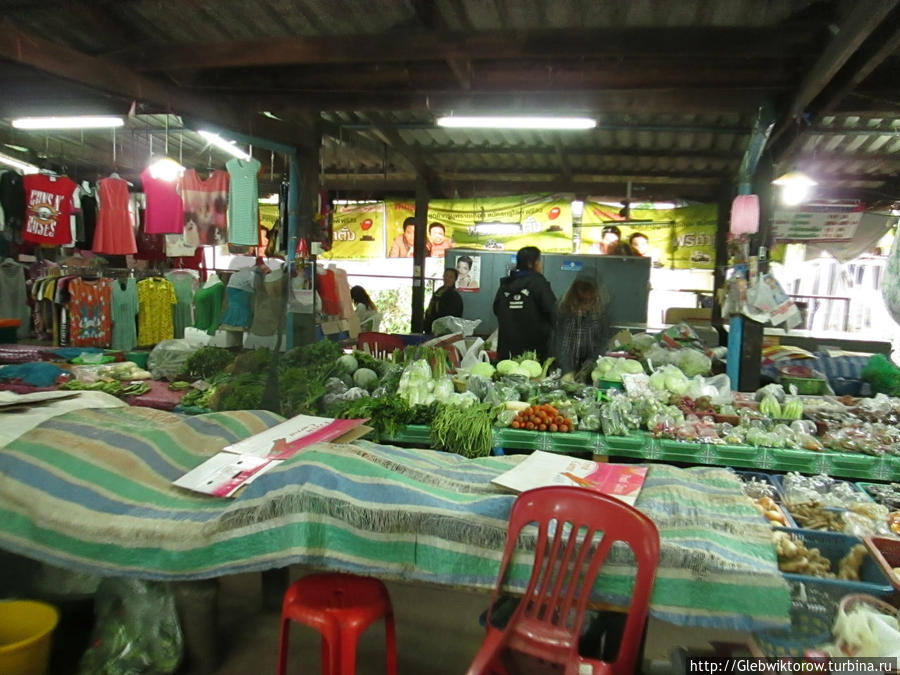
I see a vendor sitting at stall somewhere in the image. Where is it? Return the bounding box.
[424,268,464,334]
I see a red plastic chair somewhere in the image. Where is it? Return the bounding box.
[357,332,405,358]
[277,572,398,675]
[467,486,660,675]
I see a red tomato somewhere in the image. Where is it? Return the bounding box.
[360,219,373,230]
[548,206,561,220]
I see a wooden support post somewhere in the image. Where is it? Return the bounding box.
[411,173,429,333]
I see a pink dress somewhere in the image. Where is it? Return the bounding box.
[141,168,184,234]
[92,177,137,255]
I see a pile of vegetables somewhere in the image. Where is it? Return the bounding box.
[60,379,151,398]
[591,356,644,384]
[509,404,573,433]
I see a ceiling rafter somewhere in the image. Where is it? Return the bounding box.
[114,27,812,72]
[364,112,442,195]
[410,0,472,89]
[768,0,900,164]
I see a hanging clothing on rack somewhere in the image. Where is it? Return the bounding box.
[140,168,183,235]
[248,267,286,337]
[193,276,224,335]
[0,170,25,243]
[226,158,261,246]
[22,173,77,246]
[0,257,29,338]
[182,169,228,245]
[68,277,112,347]
[136,276,176,346]
[110,276,139,351]
[92,176,137,255]
[219,266,256,328]
[164,270,198,339]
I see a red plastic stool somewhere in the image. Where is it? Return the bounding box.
[277,572,398,675]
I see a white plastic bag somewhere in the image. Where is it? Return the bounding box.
[147,339,197,380]
[431,316,482,337]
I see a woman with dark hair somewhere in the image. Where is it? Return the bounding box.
[455,254,477,289]
[350,285,381,332]
[492,246,557,360]
[554,277,610,375]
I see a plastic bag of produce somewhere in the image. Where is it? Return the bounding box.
[78,578,183,675]
[431,315,482,337]
[466,374,494,401]
[148,339,197,380]
[484,384,520,407]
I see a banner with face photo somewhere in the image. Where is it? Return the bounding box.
[320,202,385,260]
[428,194,574,253]
[453,253,481,292]
[580,202,716,269]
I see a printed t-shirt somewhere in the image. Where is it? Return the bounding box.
[68,277,112,347]
[182,169,229,245]
[22,174,77,246]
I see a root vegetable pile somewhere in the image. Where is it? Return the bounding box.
[510,404,573,433]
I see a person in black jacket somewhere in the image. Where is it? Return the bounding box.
[493,246,557,361]
[424,268,464,333]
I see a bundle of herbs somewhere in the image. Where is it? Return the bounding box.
[328,395,414,441]
[181,347,236,380]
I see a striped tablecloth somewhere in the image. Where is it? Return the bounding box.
[0,407,789,631]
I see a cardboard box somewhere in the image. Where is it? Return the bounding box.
[319,319,349,335]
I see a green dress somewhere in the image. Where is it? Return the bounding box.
[165,271,197,339]
[192,281,225,335]
[110,277,138,351]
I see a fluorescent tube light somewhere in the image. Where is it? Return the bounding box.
[198,130,252,160]
[0,152,39,174]
[12,116,124,130]
[436,116,596,130]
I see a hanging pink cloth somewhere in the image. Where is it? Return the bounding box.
[141,168,184,234]
[92,177,137,255]
[730,194,759,235]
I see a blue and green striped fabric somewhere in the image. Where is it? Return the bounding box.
[0,407,789,631]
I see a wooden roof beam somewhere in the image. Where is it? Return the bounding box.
[410,0,472,89]
[0,19,236,129]
[364,112,442,195]
[116,27,814,72]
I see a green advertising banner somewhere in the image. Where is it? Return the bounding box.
[669,204,717,269]
[579,201,717,269]
[427,193,574,253]
[321,202,386,260]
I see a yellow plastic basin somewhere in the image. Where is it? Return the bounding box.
[0,601,59,675]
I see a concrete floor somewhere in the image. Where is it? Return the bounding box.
[196,569,753,675]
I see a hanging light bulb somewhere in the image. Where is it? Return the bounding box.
[772,170,817,206]
[147,156,185,182]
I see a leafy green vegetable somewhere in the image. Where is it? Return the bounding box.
[353,367,379,390]
[352,350,390,377]
[210,372,269,411]
[337,354,359,374]
[330,395,413,441]
[430,403,496,458]
[182,347,236,380]
[230,348,276,374]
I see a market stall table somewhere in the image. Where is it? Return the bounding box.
[388,425,900,481]
[0,407,790,633]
